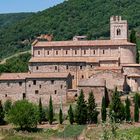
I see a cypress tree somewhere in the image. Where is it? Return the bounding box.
[101,96,107,122]
[68,105,74,124]
[0,101,5,125]
[59,108,63,124]
[134,93,139,122]
[130,29,139,63]
[48,96,54,125]
[125,96,131,122]
[104,86,110,108]
[87,91,99,124]
[109,87,125,122]
[75,90,87,125]
[39,98,45,124]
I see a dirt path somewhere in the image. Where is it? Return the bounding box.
[0,50,31,64]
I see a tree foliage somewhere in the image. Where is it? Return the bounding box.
[68,105,74,125]
[134,93,139,122]
[125,96,131,122]
[75,90,87,125]
[59,108,63,124]
[104,87,110,108]
[101,96,107,122]
[109,87,125,122]
[7,100,39,129]
[48,96,54,125]
[4,100,12,114]
[0,101,5,125]
[87,91,99,124]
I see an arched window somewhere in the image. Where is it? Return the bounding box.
[117,28,121,36]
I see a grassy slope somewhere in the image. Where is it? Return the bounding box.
[0,0,140,58]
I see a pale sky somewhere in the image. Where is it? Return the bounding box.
[0,0,65,13]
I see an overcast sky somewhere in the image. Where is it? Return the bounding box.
[0,0,64,14]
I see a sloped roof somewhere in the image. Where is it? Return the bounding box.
[33,39,135,47]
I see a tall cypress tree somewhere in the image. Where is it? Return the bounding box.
[130,29,139,63]
[68,105,74,125]
[109,87,125,122]
[0,101,5,125]
[75,90,87,125]
[104,86,110,108]
[48,96,54,125]
[101,96,107,122]
[39,98,45,124]
[125,96,131,122]
[59,108,63,124]
[134,93,139,122]
[87,91,99,124]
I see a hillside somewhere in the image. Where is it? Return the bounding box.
[0,13,33,28]
[0,0,140,59]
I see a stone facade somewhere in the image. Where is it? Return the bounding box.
[0,16,140,105]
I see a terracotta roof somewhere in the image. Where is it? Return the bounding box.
[0,72,69,80]
[29,57,119,63]
[122,64,140,67]
[94,66,122,70]
[33,39,135,47]
[127,74,140,78]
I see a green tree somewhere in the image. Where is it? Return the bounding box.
[101,96,107,122]
[87,91,99,124]
[48,96,54,125]
[104,87,110,108]
[0,101,5,125]
[130,29,139,63]
[38,98,46,124]
[68,105,74,125]
[125,96,131,122]
[75,90,87,125]
[7,100,39,130]
[59,108,63,124]
[4,100,12,114]
[109,87,125,122]
[134,93,139,122]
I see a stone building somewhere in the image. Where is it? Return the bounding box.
[0,16,140,105]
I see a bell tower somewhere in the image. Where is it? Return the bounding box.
[110,16,128,40]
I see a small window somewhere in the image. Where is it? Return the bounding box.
[84,50,86,55]
[23,93,26,99]
[61,85,63,89]
[66,65,69,70]
[75,94,78,97]
[93,50,96,54]
[81,75,84,79]
[36,66,39,70]
[47,51,49,55]
[5,94,7,97]
[38,51,40,55]
[103,50,105,54]
[75,50,77,55]
[55,90,57,94]
[55,66,57,70]
[56,51,58,55]
[90,65,93,68]
[66,50,68,55]
[117,28,121,35]
[33,80,36,85]
[7,82,10,87]
[29,84,31,87]
[51,80,54,84]
[35,90,39,94]
[80,65,83,70]
[19,82,22,86]
[39,85,41,89]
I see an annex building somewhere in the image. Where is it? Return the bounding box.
[0,16,140,105]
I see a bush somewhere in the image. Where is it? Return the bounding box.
[7,100,39,130]
[4,100,12,114]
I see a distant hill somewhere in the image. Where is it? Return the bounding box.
[0,13,33,28]
[0,0,140,59]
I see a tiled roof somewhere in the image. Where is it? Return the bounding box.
[94,66,122,70]
[122,64,140,67]
[127,74,140,78]
[33,39,135,47]
[29,57,119,63]
[0,72,69,80]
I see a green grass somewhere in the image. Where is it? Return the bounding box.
[56,125,85,138]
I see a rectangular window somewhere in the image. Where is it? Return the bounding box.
[35,90,39,94]
[56,51,58,55]
[55,66,57,70]
[33,80,36,85]
[93,50,96,54]
[39,85,41,89]
[23,93,26,99]
[51,80,54,84]
[75,50,77,55]
[66,50,68,55]
[19,82,22,86]
[80,65,83,70]
[66,65,69,70]
[54,90,57,94]
[84,50,86,54]
[38,51,40,55]
[36,66,39,70]
[47,51,49,55]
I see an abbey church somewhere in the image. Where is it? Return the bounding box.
[0,16,139,105]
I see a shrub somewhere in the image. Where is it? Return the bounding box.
[7,100,39,130]
[4,100,12,114]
